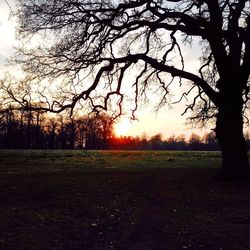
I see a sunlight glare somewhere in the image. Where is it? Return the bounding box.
[114,120,132,137]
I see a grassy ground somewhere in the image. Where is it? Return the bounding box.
[0,150,221,174]
[1,150,250,249]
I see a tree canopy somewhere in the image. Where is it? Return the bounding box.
[11,0,247,117]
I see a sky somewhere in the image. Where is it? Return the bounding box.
[0,0,211,139]
[0,0,16,67]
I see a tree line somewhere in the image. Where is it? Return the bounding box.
[111,132,221,151]
[0,106,229,151]
[0,107,113,150]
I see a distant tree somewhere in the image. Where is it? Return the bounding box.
[165,135,178,150]
[150,133,163,150]
[45,117,58,149]
[188,133,203,150]
[65,117,76,149]
[175,134,187,150]
[140,133,151,150]
[74,117,87,149]
[6,0,250,179]
[84,113,114,149]
[4,107,15,148]
[203,131,220,151]
[57,115,67,149]
[33,109,45,148]
[92,113,114,149]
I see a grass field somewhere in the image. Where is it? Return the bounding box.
[0,150,221,174]
[1,150,250,249]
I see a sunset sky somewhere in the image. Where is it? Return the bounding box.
[0,0,212,139]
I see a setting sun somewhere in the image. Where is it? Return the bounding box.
[114,120,132,137]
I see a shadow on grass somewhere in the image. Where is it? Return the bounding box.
[1,167,250,250]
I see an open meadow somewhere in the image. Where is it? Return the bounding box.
[1,150,250,249]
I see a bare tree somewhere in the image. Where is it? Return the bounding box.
[11,0,250,180]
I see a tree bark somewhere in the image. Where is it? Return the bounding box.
[215,102,250,181]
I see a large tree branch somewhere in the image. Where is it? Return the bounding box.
[110,19,206,37]
[102,54,219,106]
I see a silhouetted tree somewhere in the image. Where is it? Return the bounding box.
[7,0,250,179]
[150,133,164,150]
[5,106,15,148]
[45,117,58,149]
[165,135,179,150]
[176,135,187,150]
[188,133,203,150]
[203,131,220,151]
[57,115,67,149]
[64,117,76,149]
[74,117,87,149]
[85,113,114,149]
[140,133,151,150]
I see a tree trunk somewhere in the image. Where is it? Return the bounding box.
[215,104,250,181]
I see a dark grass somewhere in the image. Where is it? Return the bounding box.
[1,150,250,249]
